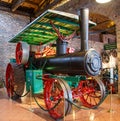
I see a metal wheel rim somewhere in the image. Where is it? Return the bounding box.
[5,63,25,99]
[44,78,72,119]
[79,77,105,108]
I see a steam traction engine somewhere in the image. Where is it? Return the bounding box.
[5,8,106,119]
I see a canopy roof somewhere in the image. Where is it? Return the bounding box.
[9,9,96,45]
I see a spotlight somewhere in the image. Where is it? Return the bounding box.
[96,0,112,3]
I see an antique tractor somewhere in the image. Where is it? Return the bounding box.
[5,8,106,119]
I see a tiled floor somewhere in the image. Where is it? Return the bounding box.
[0,87,120,121]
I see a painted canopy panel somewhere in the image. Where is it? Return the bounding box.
[9,9,96,45]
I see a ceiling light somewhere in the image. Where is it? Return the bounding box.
[96,0,112,3]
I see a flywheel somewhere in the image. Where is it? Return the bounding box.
[16,41,29,64]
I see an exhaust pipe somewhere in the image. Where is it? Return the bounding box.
[78,8,89,51]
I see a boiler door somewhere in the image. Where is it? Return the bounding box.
[85,49,102,76]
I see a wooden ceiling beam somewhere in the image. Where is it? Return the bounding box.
[11,0,18,4]
[25,0,39,8]
[0,1,11,7]
[11,0,26,12]
[35,0,61,17]
[39,0,46,9]
[0,4,30,16]
[38,0,46,7]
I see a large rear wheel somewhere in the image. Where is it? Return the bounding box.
[79,77,106,108]
[5,63,25,100]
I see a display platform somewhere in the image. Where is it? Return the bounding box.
[0,88,120,121]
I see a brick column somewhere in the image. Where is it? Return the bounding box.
[116,19,120,96]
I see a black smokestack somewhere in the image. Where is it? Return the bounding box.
[78,8,89,51]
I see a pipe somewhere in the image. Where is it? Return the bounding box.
[78,8,89,51]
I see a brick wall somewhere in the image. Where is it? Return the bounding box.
[68,37,104,53]
[0,10,29,79]
[115,17,120,95]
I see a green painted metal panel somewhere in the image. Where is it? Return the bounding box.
[35,22,75,31]
[45,16,79,26]
[9,9,96,45]
[50,75,86,88]
[26,70,43,94]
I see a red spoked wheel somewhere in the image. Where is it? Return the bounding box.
[79,77,106,108]
[16,42,29,64]
[5,63,25,100]
[44,78,72,119]
[6,63,14,97]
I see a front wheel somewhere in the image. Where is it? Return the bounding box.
[44,77,72,119]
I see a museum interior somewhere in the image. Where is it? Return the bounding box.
[0,0,120,121]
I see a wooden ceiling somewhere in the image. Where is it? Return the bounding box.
[0,0,116,35]
[0,0,67,17]
[89,13,115,35]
